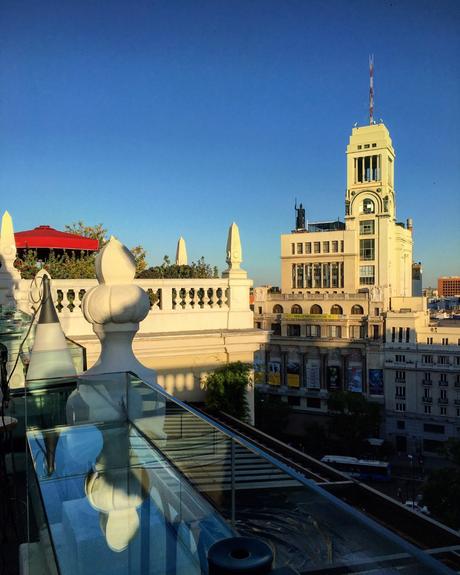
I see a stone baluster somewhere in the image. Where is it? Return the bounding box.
[82,236,157,385]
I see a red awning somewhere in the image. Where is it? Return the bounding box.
[14,225,99,251]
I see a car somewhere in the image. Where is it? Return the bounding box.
[404,500,430,515]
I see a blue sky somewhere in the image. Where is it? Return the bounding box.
[1,0,459,287]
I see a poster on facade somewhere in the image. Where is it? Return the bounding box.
[305,359,321,389]
[369,369,384,395]
[268,361,281,386]
[347,366,363,392]
[253,350,265,384]
[287,361,300,388]
[327,366,341,391]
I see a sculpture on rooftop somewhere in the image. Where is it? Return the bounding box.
[175,236,188,266]
[295,202,306,230]
[0,210,21,307]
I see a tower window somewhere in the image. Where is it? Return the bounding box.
[360,265,375,285]
[362,198,375,214]
[360,220,375,235]
[360,239,375,260]
[355,155,381,183]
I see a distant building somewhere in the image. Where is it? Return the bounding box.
[412,262,422,296]
[438,276,460,297]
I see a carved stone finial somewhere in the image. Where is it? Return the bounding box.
[82,237,156,383]
[226,222,242,268]
[0,211,17,261]
[175,236,188,266]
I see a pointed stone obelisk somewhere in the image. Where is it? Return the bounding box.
[26,274,76,381]
[0,210,21,307]
[175,236,188,266]
[222,222,247,278]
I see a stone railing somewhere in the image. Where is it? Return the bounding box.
[15,276,252,337]
[266,292,368,301]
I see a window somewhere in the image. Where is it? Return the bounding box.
[297,243,303,254]
[424,423,444,434]
[350,325,363,339]
[314,242,321,253]
[424,405,432,414]
[256,322,261,329]
[306,325,320,337]
[396,355,405,363]
[360,265,375,285]
[372,143,377,148]
[332,241,339,253]
[457,408,460,417]
[360,220,375,235]
[364,144,370,149]
[391,327,396,342]
[423,372,432,382]
[287,324,301,337]
[329,325,342,338]
[362,198,375,214]
[456,357,460,366]
[330,304,343,315]
[438,356,449,365]
[440,373,447,384]
[291,243,295,254]
[422,355,433,364]
[273,304,284,314]
[440,407,447,416]
[426,337,433,344]
[351,304,364,315]
[258,306,262,314]
[271,323,281,336]
[424,387,431,398]
[396,402,406,412]
[397,420,405,430]
[323,241,330,253]
[360,239,375,260]
[440,389,447,400]
[340,240,344,253]
[398,327,403,343]
[395,370,405,382]
[406,328,410,343]
[442,338,449,345]
[310,304,322,315]
[373,324,379,340]
[291,304,303,314]
[395,385,406,398]
[374,307,380,316]
[313,264,321,287]
[305,242,312,254]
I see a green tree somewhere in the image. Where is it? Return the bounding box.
[254,389,292,437]
[422,468,460,529]
[64,221,108,244]
[327,391,381,455]
[139,255,218,279]
[202,362,252,421]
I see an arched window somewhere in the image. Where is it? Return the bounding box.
[273,304,284,314]
[362,198,375,214]
[310,304,322,315]
[331,304,343,315]
[291,304,303,314]
[351,304,364,315]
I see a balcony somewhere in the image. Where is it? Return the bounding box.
[438,397,449,405]
[438,381,449,387]
[454,399,460,406]
[422,397,433,403]
[422,380,432,385]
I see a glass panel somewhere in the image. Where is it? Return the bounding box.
[19,372,451,575]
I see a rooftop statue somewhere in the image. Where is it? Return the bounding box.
[295,202,306,230]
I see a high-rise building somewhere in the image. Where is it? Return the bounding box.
[438,276,460,297]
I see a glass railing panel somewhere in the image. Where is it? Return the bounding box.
[23,373,235,575]
[126,373,452,574]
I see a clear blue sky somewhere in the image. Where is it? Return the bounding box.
[1,0,459,287]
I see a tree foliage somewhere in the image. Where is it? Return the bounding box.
[254,389,292,437]
[64,221,108,243]
[422,468,460,529]
[139,255,218,279]
[202,362,252,421]
[327,391,381,455]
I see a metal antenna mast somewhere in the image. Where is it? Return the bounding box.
[369,54,374,125]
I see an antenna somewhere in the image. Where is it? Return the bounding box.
[369,54,374,125]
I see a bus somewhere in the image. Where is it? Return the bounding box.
[320,455,391,481]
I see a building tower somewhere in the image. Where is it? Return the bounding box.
[345,123,412,303]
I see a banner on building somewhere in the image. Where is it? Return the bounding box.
[369,369,384,395]
[253,358,265,385]
[327,366,341,391]
[305,359,321,389]
[268,360,281,386]
[347,366,363,393]
[287,361,300,388]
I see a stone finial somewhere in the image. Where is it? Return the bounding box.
[82,236,156,384]
[175,236,188,266]
[0,211,17,261]
[223,222,246,278]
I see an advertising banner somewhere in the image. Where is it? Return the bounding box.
[287,361,300,388]
[369,369,384,395]
[305,359,321,389]
[327,366,341,391]
[347,366,363,392]
[268,360,281,386]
